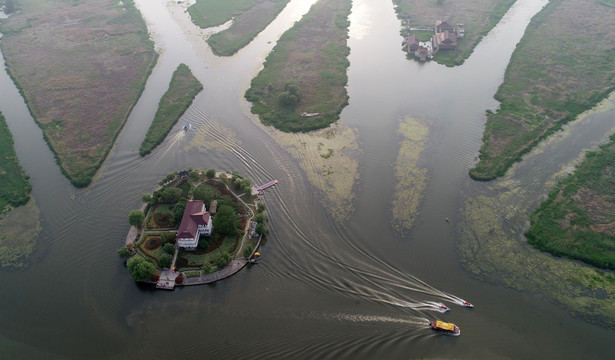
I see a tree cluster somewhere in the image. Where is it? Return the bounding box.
[278,81,302,107]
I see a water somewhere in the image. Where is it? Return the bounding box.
[0,0,614,358]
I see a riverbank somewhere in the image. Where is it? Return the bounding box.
[0,0,157,187]
[0,112,31,214]
[470,0,615,181]
[244,0,351,132]
[526,134,615,270]
[393,0,516,66]
[188,0,290,56]
[139,64,202,156]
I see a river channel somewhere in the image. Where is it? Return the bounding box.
[1,0,614,358]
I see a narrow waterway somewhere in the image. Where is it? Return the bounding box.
[0,0,614,358]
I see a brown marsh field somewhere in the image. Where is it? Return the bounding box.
[0,0,157,187]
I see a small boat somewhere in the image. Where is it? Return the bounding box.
[462,301,474,308]
[183,122,191,132]
[439,305,450,312]
[430,320,460,336]
[301,112,320,117]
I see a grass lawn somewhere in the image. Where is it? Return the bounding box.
[135,233,165,266]
[470,0,615,180]
[144,204,176,231]
[140,64,202,156]
[0,112,31,214]
[526,134,615,270]
[0,0,157,187]
[188,0,291,56]
[175,235,241,271]
[245,0,352,132]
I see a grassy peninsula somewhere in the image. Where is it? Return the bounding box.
[139,64,202,156]
[526,135,615,270]
[470,0,615,181]
[245,0,351,132]
[0,0,157,187]
[393,0,516,66]
[0,112,31,214]
[188,0,290,56]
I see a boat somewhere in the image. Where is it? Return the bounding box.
[430,320,460,336]
[301,112,320,117]
[462,301,474,308]
[183,122,191,132]
[439,305,450,312]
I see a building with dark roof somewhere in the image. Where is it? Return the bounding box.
[176,200,212,250]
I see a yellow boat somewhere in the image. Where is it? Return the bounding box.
[430,320,461,336]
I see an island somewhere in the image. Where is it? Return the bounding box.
[188,0,291,57]
[0,0,157,187]
[394,0,516,66]
[119,168,270,289]
[244,0,351,132]
[0,111,40,269]
[470,0,615,181]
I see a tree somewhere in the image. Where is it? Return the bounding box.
[198,236,211,249]
[127,256,156,281]
[253,213,267,224]
[213,205,239,236]
[255,223,267,235]
[173,197,187,225]
[243,244,254,258]
[202,262,212,274]
[193,183,220,206]
[257,202,266,213]
[215,253,232,269]
[117,246,133,259]
[189,169,199,181]
[158,253,173,269]
[162,243,175,255]
[161,232,176,244]
[205,168,216,179]
[141,193,152,203]
[128,210,145,229]
[278,81,302,107]
[161,187,183,203]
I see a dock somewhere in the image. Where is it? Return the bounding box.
[254,180,278,194]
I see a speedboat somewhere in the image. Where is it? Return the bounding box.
[462,301,474,308]
[183,122,191,132]
[430,320,460,336]
[439,305,450,312]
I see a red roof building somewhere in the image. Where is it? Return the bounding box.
[176,200,212,250]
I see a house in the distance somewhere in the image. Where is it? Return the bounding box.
[176,200,212,250]
[406,34,420,53]
[432,18,458,52]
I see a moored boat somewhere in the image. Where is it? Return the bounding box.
[430,320,460,336]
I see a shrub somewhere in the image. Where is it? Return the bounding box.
[162,243,175,255]
[158,253,173,269]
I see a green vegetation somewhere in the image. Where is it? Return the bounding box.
[526,135,615,270]
[0,0,157,187]
[128,210,145,229]
[140,64,202,156]
[117,246,133,259]
[127,256,156,282]
[245,0,351,132]
[131,169,260,274]
[0,112,31,214]
[470,0,615,180]
[188,0,290,56]
[394,0,516,66]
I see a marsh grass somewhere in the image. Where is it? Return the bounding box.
[470,0,615,180]
[140,64,202,156]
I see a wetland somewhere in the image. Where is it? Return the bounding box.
[0,0,614,358]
